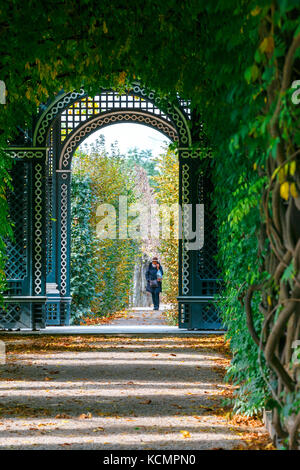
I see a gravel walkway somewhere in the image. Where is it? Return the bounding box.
[0,334,268,450]
[108,308,169,326]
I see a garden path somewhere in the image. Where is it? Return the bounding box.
[0,334,271,450]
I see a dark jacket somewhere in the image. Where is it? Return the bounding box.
[146,263,164,293]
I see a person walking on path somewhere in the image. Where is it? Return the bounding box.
[146,257,164,311]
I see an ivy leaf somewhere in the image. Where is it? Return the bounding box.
[244,66,252,84]
[282,263,294,282]
[251,6,261,16]
[259,37,275,54]
[280,181,290,200]
[244,65,259,83]
[103,21,108,34]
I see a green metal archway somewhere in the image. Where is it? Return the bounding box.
[1,83,221,330]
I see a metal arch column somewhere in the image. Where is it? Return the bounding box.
[177,148,221,330]
[0,148,48,330]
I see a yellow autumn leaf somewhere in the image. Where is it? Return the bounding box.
[79,412,92,419]
[267,295,272,306]
[280,182,290,200]
[259,36,274,54]
[265,443,275,450]
[251,6,261,16]
[180,430,191,438]
[278,168,285,184]
[289,160,296,176]
[290,183,298,198]
[118,71,126,85]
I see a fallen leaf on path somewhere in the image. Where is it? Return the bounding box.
[197,404,214,411]
[79,413,92,419]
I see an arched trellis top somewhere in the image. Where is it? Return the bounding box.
[59,110,178,170]
[33,83,193,153]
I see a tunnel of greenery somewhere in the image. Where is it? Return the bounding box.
[0,1,299,448]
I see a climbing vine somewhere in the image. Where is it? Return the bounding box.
[240,7,300,448]
[210,3,300,447]
[0,150,12,298]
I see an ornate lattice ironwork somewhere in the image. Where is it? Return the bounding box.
[60,302,70,325]
[32,303,44,328]
[197,171,219,280]
[34,84,192,147]
[46,303,59,324]
[199,280,219,296]
[0,304,21,325]
[0,303,32,329]
[59,111,178,169]
[202,304,220,324]
[46,131,54,276]
[33,163,44,295]
[5,162,28,280]
[6,281,22,296]
[182,162,190,295]
[179,303,190,327]
[35,89,86,145]
[60,179,68,296]
[5,149,44,159]
[60,92,177,142]
[178,97,191,119]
